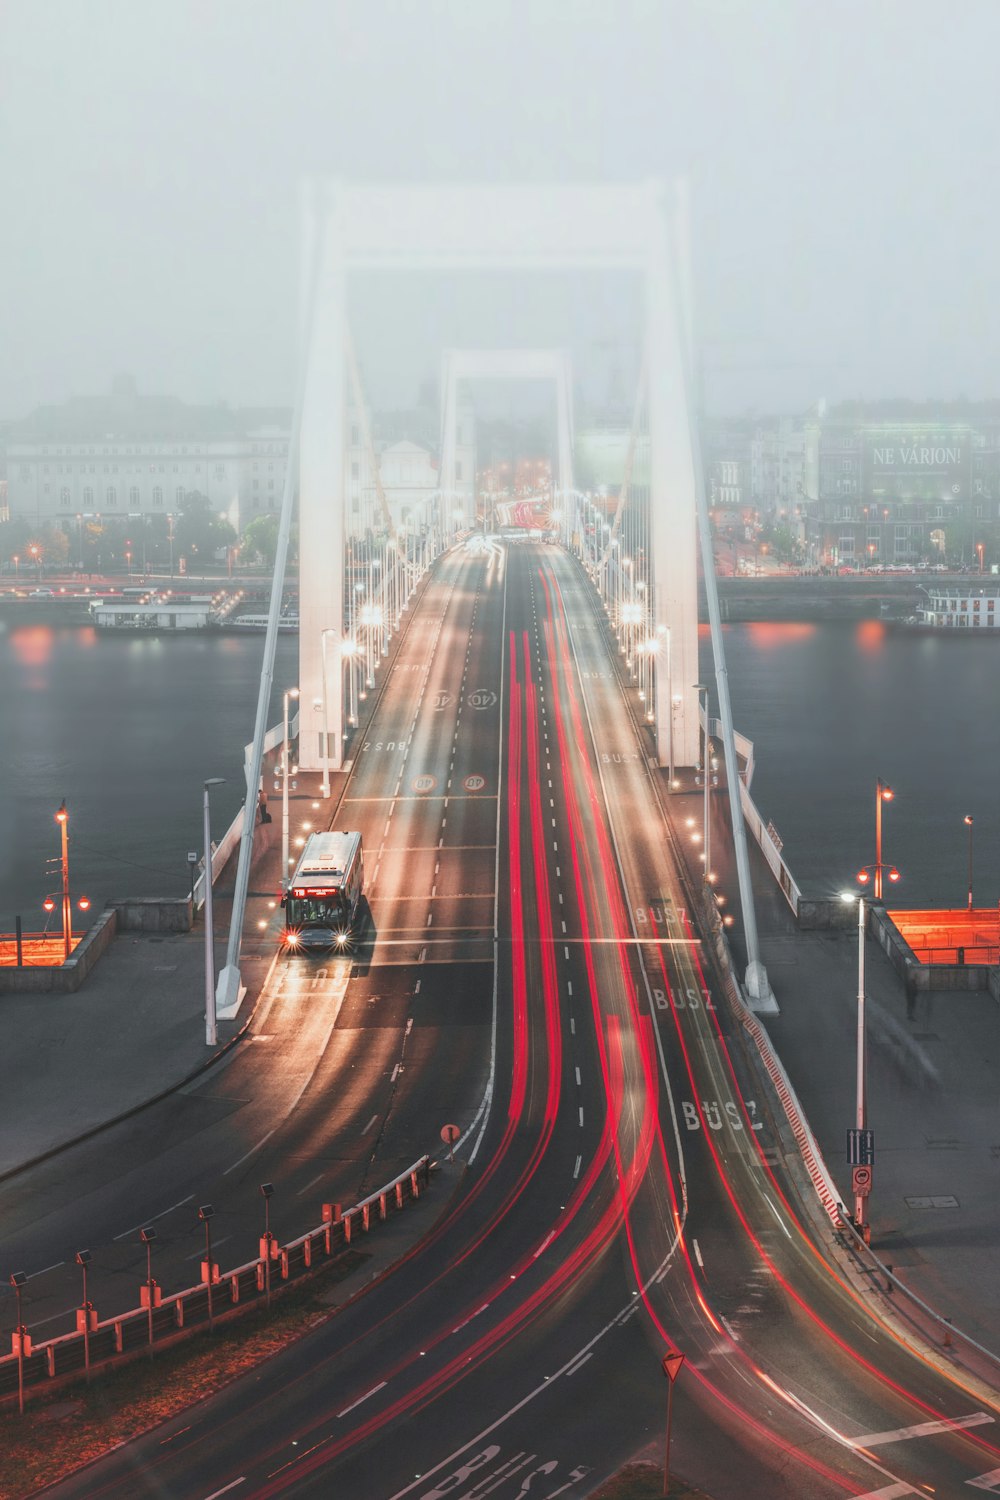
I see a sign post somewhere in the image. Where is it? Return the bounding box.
[661,1350,685,1497]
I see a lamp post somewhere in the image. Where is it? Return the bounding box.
[198,1204,216,1331]
[873,778,894,900]
[282,688,299,887]
[320,629,337,797]
[55,799,72,960]
[840,892,871,1237]
[10,1272,27,1415]
[203,778,226,1046]
[965,814,974,911]
[694,684,711,881]
[260,1182,275,1311]
[29,543,41,582]
[75,1250,93,1382]
[140,1227,156,1355]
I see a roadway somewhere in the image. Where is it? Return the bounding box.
[22,539,1000,1497]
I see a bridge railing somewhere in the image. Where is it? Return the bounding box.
[0,1155,433,1409]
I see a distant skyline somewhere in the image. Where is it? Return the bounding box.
[2,1,998,423]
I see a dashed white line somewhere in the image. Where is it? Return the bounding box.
[573,1154,582,1178]
[337,1381,388,1419]
[115,1194,196,1240]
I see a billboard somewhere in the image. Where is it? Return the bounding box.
[863,431,969,502]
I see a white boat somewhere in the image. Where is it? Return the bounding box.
[231,613,299,632]
[907,586,1000,630]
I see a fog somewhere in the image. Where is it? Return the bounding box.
[1,0,998,418]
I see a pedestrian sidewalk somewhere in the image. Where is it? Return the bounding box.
[0,755,338,1181]
[665,772,1000,1359]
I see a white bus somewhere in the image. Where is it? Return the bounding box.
[281,831,364,953]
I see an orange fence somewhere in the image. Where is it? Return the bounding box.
[0,933,82,967]
[888,907,999,966]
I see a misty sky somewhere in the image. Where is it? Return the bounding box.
[2,0,998,422]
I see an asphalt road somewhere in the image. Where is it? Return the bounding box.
[25,540,1000,1497]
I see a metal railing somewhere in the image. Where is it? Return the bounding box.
[0,1155,432,1408]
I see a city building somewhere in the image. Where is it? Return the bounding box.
[4,376,291,539]
[803,401,1000,568]
[3,378,477,551]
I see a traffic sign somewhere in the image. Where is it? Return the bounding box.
[661,1351,685,1383]
[464,774,485,792]
[847,1128,875,1166]
[440,1124,460,1145]
[851,1164,873,1198]
[412,774,437,794]
[468,689,497,710]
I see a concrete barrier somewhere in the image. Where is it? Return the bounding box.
[0,907,118,994]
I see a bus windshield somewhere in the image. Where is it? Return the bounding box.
[284,893,348,928]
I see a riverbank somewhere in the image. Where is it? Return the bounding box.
[709,573,927,622]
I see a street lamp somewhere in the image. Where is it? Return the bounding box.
[282,688,299,886]
[965,814,974,911]
[320,628,337,797]
[859,778,895,901]
[55,800,71,960]
[10,1272,27,1415]
[260,1182,275,1311]
[694,685,711,881]
[28,543,41,582]
[75,1250,94,1382]
[198,1204,216,1331]
[840,892,871,1239]
[203,778,226,1046]
[140,1227,157,1355]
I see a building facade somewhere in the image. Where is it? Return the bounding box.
[5,378,291,539]
[803,403,1000,567]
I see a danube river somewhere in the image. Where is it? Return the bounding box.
[1,605,996,933]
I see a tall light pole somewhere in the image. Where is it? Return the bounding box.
[841,892,870,1237]
[203,778,225,1045]
[319,629,339,797]
[694,684,711,881]
[869,780,899,894]
[282,687,299,889]
[55,799,72,960]
[965,814,974,911]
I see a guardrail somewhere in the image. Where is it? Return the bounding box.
[0,1155,432,1409]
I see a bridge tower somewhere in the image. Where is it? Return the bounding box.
[298,179,700,772]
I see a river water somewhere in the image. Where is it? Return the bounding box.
[1,604,996,931]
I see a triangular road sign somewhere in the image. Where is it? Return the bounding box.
[661,1351,685,1383]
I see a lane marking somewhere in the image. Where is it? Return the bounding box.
[573,1155,582,1178]
[296,1172,325,1197]
[337,1381,388,1419]
[115,1194,195,1240]
[204,1482,246,1499]
[851,1412,994,1448]
[361,1113,380,1135]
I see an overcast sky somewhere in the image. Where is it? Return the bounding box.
[2,0,998,422]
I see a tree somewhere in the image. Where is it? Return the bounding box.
[242,514,280,566]
[175,492,236,571]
